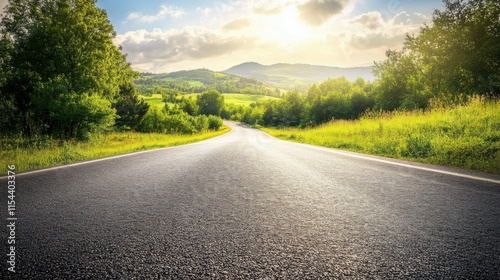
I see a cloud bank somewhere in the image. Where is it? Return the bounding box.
[113,1,432,72]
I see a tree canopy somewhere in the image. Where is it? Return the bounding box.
[0,0,139,139]
[197,90,225,117]
[373,0,500,111]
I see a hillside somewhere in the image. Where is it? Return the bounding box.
[224,62,374,91]
[135,69,279,97]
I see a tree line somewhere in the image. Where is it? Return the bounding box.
[138,90,224,134]
[374,0,499,110]
[231,0,499,127]
[224,77,374,127]
[0,0,150,139]
[135,70,282,97]
[0,0,224,140]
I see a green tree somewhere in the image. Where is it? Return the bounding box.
[282,90,303,126]
[113,83,150,131]
[0,0,137,138]
[197,90,224,116]
[374,0,500,110]
[180,97,198,116]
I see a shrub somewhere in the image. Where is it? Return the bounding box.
[138,108,167,133]
[165,113,196,134]
[194,115,209,132]
[208,115,223,130]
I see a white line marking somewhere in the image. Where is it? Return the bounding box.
[1,127,231,178]
[1,144,192,178]
[298,142,500,185]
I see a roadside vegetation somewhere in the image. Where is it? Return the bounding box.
[233,0,499,129]
[229,0,500,174]
[0,0,227,173]
[263,97,500,174]
[0,126,229,174]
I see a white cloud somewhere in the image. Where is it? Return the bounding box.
[222,18,252,31]
[297,0,351,26]
[391,12,429,26]
[113,1,433,73]
[252,2,285,15]
[126,5,186,23]
[350,11,384,30]
[114,27,257,72]
[346,12,429,50]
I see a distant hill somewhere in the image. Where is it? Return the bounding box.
[135,69,279,96]
[224,62,374,91]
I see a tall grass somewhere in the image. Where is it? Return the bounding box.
[263,97,500,174]
[1,126,230,174]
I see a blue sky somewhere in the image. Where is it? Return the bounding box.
[1,0,444,73]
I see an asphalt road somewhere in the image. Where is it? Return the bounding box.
[2,121,500,279]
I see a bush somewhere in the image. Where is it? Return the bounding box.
[138,107,216,134]
[194,115,209,132]
[208,115,223,130]
[138,108,167,133]
[165,113,196,134]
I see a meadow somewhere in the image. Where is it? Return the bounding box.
[1,126,230,174]
[262,97,500,174]
[183,93,278,106]
[141,93,278,109]
[141,94,168,108]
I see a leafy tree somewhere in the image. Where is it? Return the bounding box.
[373,50,424,111]
[113,83,150,131]
[180,97,198,116]
[374,0,500,110]
[351,89,374,118]
[197,90,224,116]
[0,0,137,138]
[282,90,304,126]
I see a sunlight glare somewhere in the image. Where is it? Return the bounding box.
[263,6,313,46]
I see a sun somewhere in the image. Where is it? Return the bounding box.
[261,6,314,46]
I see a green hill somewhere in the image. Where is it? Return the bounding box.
[224,62,374,91]
[135,69,281,97]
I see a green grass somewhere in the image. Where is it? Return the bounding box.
[141,94,167,108]
[141,93,278,108]
[1,126,230,174]
[222,94,278,106]
[183,93,278,106]
[262,97,500,174]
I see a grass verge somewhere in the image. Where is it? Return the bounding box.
[1,126,230,174]
[262,98,500,174]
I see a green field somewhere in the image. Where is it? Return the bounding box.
[182,93,278,106]
[223,94,278,106]
[1,126,230,173]
[141,93,278,109]
[141,94,168,108]
[262,97,500,174]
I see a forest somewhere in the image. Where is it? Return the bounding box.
[0,0,225,140]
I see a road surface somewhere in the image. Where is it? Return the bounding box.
[2,121,500,279]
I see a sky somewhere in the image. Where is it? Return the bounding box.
[0,0,444,73]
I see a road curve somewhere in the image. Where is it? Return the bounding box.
[1,121,500,279]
